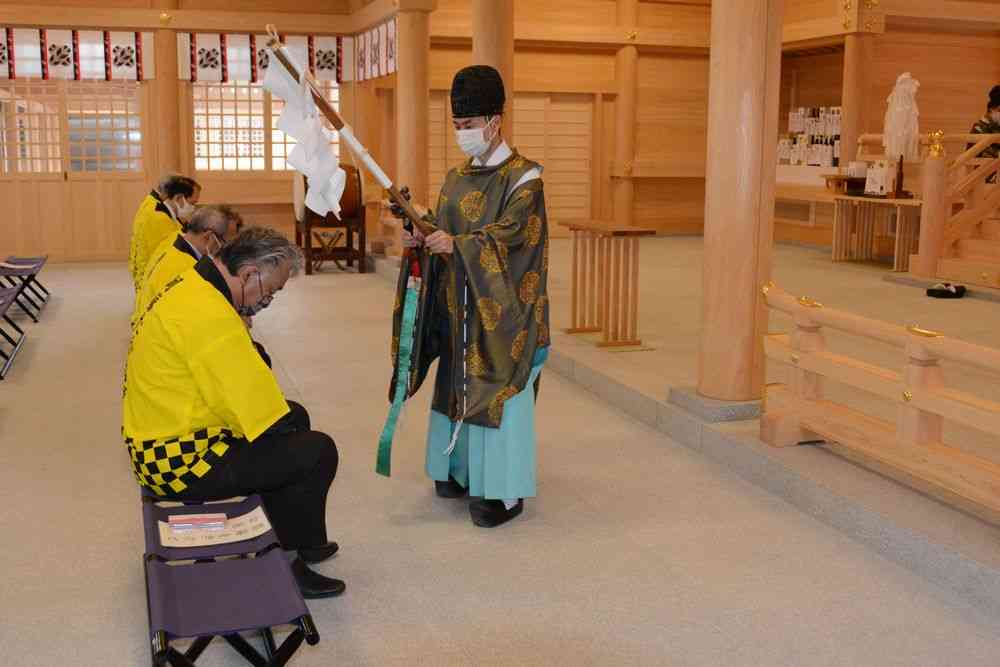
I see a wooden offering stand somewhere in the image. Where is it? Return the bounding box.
[559,220,656,348]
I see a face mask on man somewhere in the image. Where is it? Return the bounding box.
[176,197,197,222]
[237,271,274,317]
[455,116,498,158]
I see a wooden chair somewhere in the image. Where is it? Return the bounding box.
[293,164,367,275]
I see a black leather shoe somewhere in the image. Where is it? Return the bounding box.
[470,499,523,527]
[290,558,346,599]
[298,542,339,564]
[435,476,468,498]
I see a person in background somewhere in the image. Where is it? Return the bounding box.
[123,227,344,599]
[129,174,201,292]
[970,85,1000,159]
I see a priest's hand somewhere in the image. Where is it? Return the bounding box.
[425,230,454,255]
[401,227,425,248]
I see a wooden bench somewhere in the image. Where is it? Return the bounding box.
[558,220,656,348]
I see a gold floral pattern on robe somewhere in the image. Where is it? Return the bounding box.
[477,297,502,331]
[388,150,550,428]
[460,191,486,222]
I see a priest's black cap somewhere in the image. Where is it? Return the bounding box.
[990,85,1000,110]
[451,65,506,118]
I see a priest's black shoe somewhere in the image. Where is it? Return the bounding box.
[290,558,346,599]
[435,476,468,498]
[470,499,523,527]
[298,541,339,564]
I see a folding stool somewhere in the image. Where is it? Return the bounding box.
[0,286,26,379]
[141,492,320,666]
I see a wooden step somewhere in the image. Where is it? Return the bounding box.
[956,238,1000,263]
[937,257,1000,289]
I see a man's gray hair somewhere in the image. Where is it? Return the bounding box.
[217,226,304,277]
[187,205,243,235]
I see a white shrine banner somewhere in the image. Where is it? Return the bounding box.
[252,34,269,82]
[176,33,347,83]
[377,23,387,77]
[78,30,105,80]
[369,27,380,79]
[45,29,74,80]
[386,19,396,74]
[0,27,153,80]
[314,35,338,82]
[194,33,223,82]
[226,33,252,82]
[356,31,367,81]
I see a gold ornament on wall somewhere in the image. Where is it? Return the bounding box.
[928,130,946,158]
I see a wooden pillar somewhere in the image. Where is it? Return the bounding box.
[394,8,431,255]
[153,2,180,175]
[913,148,949,277]
[472,0,514,145]
[841,33,872,165]
[697,0,784,402]
[612,0,638,226]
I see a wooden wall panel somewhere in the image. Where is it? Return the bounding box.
[865,28,1000,137]
[634,178,705,234]
[783,0,839,24]
[636,53,709,176]
[431,0,618,33]
[637,2,710,33]
[1,0,350,11]
[177,0,351,13]
[779,51,844,134]
[430,45,615,94]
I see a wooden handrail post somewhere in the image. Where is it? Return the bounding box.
[898,339,944,447]
[912,142,949,277]
[792,312,825,401]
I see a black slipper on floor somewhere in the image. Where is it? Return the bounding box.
[470,499,523,528]
[435,476,468,498]
[927,283,966,299]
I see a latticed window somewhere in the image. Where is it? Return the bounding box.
[0,81,62,174]
[66,81,143,173]
[193,80,339,172]
[0,79,143,175]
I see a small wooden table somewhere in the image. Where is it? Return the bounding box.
[559,220,656,348]
[832,195,922,272]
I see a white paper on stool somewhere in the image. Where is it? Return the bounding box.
[157,505,272,548]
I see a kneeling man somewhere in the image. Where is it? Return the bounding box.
[123,227,344,598]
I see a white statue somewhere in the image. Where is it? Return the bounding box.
[883,72,921,161]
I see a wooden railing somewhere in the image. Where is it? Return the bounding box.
[760,282,1000,525]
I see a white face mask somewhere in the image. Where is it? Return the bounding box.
[455,117,497,158]
[175,197,196,222]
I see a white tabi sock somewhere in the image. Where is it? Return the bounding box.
[503,498,519,510]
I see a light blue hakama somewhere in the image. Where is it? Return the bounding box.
[425,348,547,500]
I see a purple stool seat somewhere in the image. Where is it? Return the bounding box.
[140,488,320,666]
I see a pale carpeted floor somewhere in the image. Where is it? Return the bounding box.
[1,251,999,666]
